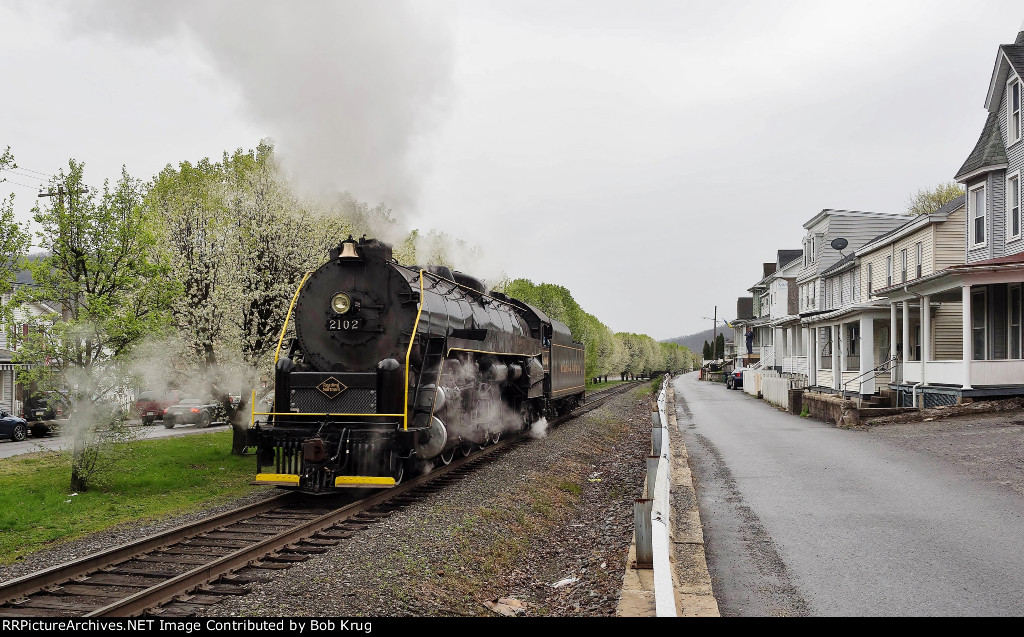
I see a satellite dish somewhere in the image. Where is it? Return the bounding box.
[831,238,849,251]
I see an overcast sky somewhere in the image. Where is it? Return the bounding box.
[2,1,1022,342]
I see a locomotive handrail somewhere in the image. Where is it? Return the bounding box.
[274,270,313,365]
[403,270,426,431]
[252,411,406,418]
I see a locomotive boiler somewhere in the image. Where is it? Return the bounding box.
[253,236,585,492]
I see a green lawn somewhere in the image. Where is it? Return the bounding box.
[0,431,265,565]
[586,379,631,391]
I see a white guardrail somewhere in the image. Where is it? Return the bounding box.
[634,377,678,617]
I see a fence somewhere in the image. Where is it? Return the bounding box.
[742,368,778,397]
[761,375,807,409]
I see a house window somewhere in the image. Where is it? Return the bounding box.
[1010,78,1022,145]
[848,323,859,356]
[1009,173,1021,240]
[970,184,986,247]
[972,288,987,360]
[867,263,873,296]
[900,249,907,283]
[1011,284,1021,359]
[915,242,923,278]
[886,255,893,286]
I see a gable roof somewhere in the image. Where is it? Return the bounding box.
[955,111,1008,181]
[777,249,803,269]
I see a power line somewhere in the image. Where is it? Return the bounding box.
[5,165,51,178]
[0,168,50,182]
[1,179,42,190]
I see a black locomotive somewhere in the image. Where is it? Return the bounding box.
[253,236,585,492]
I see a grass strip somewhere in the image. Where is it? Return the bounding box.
[0,431,262,565]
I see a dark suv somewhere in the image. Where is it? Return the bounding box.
[135,390,181,425]
[22,391,71,437]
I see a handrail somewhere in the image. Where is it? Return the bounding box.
[841,354,900,399]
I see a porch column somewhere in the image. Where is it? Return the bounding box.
[773,327,783,368]
[890,302,899,381]
[859,315,875,396]
[839,323,848,393]
[807,325,817,385]
[962,285,972,390]
[921,294,932,386]
[902,299,911,365]
[832,323,841,392]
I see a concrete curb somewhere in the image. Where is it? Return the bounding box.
[616,382,720,617]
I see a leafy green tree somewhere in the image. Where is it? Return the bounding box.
[16,160,176,491]
[0,147,32,329]
[715,333,725,359]
[907,181,964,216]
[703,340,712,361]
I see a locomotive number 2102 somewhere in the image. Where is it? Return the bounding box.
[326,318,362,331]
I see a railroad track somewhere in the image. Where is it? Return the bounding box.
[0,381,639,617]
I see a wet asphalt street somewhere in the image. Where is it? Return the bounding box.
[0,420,230,460]
[673,372,1024,617]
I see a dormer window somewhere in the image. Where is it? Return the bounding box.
[1010,77,1022,145]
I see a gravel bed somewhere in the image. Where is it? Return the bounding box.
[194,387,653,617]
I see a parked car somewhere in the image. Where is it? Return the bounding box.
[135,390,181,425]
[21,390,71,437]
[0,410,29,442]
[726,367,746,390]
[162,397,221,429]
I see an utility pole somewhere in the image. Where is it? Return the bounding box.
[713,305,717,360]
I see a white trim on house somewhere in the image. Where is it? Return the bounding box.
[969,182,988,249]
[956,164,1009,184]
[1008,73,1022,147]
[1008,170,1022,243]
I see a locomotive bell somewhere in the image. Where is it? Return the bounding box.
[339,240,361,260]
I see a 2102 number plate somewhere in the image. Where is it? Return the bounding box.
[327,318,362,331]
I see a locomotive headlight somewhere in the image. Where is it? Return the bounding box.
[331,292,352,314]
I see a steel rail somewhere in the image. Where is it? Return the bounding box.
[0,492,295,605]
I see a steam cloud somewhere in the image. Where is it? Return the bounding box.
[58,0,454,211]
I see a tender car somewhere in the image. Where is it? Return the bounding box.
[0,410,29,442]
[726,367,746,390]
[135,390,181,425]
[22,391,71,437]
[162,398,221,429]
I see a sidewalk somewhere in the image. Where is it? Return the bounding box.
[616,383,720,617]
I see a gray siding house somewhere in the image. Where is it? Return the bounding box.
[873,24,1024,406]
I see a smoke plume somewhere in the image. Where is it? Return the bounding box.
[58,0,454,211]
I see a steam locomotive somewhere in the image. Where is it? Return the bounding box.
[252,236,585,492]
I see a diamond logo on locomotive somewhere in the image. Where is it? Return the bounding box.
[316,377,348,399]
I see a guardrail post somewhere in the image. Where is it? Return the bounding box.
[646,455,660,497]
[633,498,654,569]
[651,405,663,456]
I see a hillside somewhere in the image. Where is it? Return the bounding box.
[661,326,731,353]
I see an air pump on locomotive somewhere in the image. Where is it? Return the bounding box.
[252,236,585,493]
